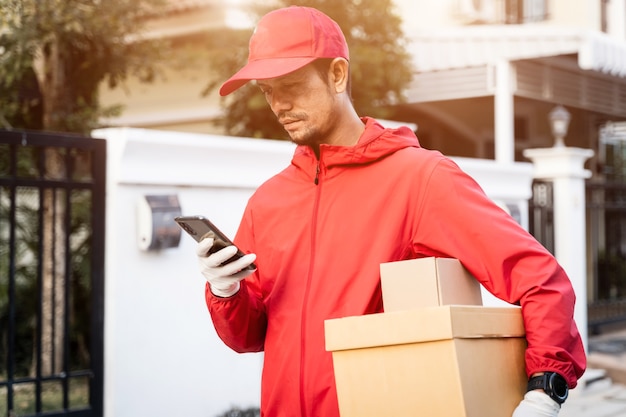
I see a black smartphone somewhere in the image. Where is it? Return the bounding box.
[174,215,256,271]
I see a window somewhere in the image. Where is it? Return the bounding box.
[457,0,548,24]
[601,0,610,33]
[600,122,626,182]
[506,0,548,23]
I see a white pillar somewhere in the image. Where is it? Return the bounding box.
[523,147,594,352]
[494,60,515,164]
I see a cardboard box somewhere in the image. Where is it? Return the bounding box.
[325,306,527,417]
[380,257,482,311]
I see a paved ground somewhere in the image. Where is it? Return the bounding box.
[560,327,626,417]
[561,374,626,417]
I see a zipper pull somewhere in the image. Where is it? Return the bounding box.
[314,162,320,185]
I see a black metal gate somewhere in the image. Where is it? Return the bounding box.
[529,177,626,333]
[0,130,105,416]
[528,180,555,255]
[587,180,626,333]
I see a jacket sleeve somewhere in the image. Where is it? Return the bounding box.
[206,281,267,353]
[412,157,586,388]
[205,206,267,353]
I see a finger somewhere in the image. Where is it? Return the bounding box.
[196,237,215,257]
[214,253,257,277]
[231,268,256,280]
[203,245,239,267]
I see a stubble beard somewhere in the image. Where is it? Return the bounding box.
[281,113,323,147]
[288,125,319,147]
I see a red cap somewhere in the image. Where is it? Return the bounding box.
[219,6,349,96]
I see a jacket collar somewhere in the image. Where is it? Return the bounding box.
[292,116,420,171]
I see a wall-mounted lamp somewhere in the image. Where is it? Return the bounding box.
[136,194,182,251]
[549,105,571,148]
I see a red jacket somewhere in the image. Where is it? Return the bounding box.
[206,117,586,417]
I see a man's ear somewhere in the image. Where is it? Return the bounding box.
[329,58,350,94]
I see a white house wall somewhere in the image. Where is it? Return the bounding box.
[395,0,606,33]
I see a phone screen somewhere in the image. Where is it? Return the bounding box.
[175,215,256,270]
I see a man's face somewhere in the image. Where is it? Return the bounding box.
[257,63,336,147]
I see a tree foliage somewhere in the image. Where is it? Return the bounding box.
[204,0,413,140]
[0,0,169,134]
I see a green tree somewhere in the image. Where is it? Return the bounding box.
[0,0,168,134]
[204,0,413,140]
[0,0,169,389]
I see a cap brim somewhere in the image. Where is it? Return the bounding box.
[219,57,317,96]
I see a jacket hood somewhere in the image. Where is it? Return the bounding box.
[292,117,420,171]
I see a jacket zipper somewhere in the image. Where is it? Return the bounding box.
[300,157,323,416]
[314,161,321,185]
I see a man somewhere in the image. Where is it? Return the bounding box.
[197,6,586,417]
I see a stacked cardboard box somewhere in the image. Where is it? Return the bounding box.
[325,257,527,417]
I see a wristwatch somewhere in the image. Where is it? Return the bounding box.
[527,372,569,404]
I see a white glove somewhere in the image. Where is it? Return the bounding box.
[196,237,257,298]
[512,390,560,417]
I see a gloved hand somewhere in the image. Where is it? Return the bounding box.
[196,237,257,298]
[512,390,561,417]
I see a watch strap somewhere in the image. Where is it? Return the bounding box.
[527,372,568,405]
[527,374,548,392]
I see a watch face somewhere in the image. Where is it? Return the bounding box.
[549,373,569,402]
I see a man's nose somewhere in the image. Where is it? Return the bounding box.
[269,92,291,114]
